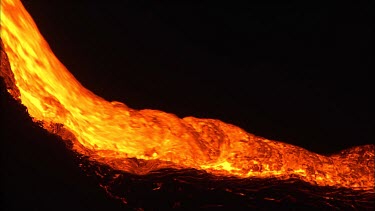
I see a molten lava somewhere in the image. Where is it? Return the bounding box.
[1,0,374,191]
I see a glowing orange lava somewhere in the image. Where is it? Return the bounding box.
[1,0,374,191]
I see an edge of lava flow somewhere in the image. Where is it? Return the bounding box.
[0,0,374,191]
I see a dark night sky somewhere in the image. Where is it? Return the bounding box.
[1,0,373,210]
[19,0,373,154]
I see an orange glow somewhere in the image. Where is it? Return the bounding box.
[1,0,374,191]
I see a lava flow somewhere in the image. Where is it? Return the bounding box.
[0,0,374,193]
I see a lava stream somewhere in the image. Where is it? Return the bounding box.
[0,0,374,191]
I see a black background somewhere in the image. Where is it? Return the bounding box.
[1,0,373,210]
